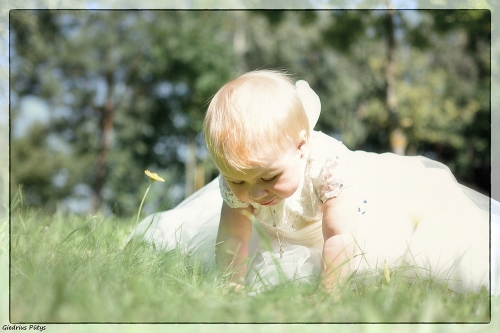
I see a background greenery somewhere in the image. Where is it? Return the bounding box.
[9,9,491,217]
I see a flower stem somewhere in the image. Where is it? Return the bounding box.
[136,181,153,227]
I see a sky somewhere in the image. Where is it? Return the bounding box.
[11,96,50,138]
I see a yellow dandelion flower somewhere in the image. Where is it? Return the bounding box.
[144,170,165,182]
[134,170,165,228]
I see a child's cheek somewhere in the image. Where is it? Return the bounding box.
[231,187,250,203]
[274,176,300,198]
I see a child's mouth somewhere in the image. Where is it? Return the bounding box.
[260,197,276,206]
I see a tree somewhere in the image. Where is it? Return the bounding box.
[10,9,491,216]
[10,10,235,215]
[316,10,490,193]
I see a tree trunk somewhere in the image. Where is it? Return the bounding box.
[233,11,247,71]
[194,162,205,192]
[90,71,114,214]
[385,7,407,155]
[185,135,196,198]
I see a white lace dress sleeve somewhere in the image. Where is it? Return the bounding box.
[218,175,250,209]
[308,132,352,202]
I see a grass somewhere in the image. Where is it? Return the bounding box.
[9,191,492,323]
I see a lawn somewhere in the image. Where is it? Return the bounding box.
[8,190,495,324]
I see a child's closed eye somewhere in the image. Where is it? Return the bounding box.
[229,175,278,186]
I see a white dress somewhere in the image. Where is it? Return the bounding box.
[128,79,498,294]
[128,130,499,295]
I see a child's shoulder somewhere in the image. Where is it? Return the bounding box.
[308,131,351,161]
[306,131,353,202]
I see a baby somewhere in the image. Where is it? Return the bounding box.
[130,69,497,295]
[204,70,359,293]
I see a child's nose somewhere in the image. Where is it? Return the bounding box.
[249,185,268,201]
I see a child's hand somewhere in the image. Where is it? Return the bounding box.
[222,282,245,294]
[229,282,245,291]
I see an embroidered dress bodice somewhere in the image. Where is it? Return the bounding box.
[219,131,352,234]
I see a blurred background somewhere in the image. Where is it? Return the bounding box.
[9,9,491,217]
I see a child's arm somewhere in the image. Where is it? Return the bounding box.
[216,202,253,286]
[321,181,359,294]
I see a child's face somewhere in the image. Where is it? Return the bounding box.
[220,141,305,207]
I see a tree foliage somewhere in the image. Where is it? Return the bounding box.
[9,10,491,216]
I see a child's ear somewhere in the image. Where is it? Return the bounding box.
[298,130,307,143]
[297,130,307,155]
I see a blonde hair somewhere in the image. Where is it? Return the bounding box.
[204,70,310,172]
